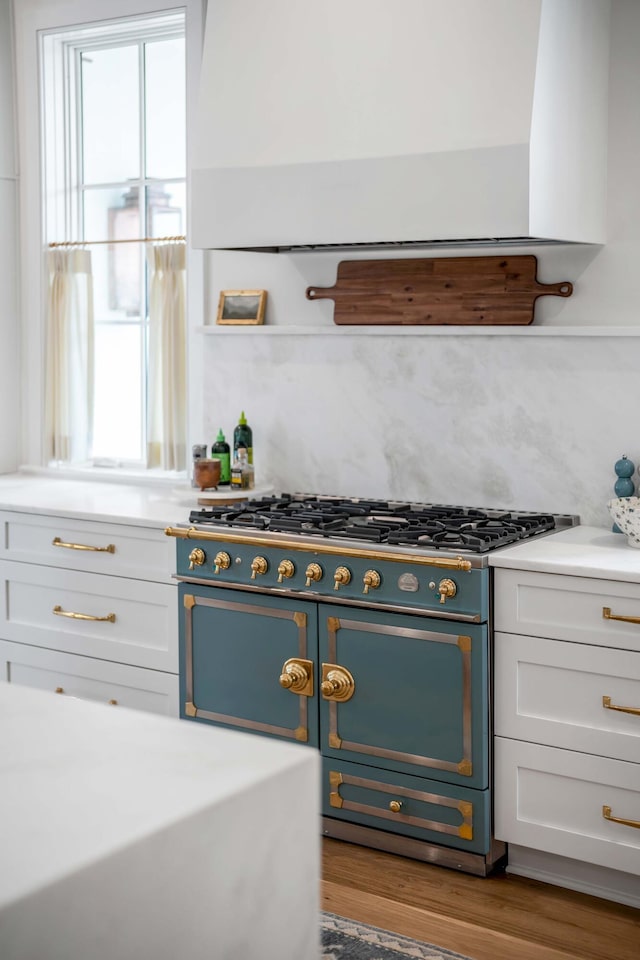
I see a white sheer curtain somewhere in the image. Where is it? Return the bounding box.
[45,248,94,463]
[146,242,186,470]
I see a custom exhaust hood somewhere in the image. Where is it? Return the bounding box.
[191,0,611,252]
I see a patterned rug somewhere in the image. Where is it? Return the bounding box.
[320,913,476,960]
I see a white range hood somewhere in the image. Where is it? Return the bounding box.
[191,0,611,251]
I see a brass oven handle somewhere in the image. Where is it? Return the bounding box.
[279,658,313,697]
[321,663,355,702]
[602,805,640,830]
[602,695,640,717]
[603,606,640,625]
[53,605,116,623]
[53,537,115,553]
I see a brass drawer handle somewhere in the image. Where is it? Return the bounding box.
[602,695,640,717]
[603,606,640,625]
[53,537,116,553]
[53,605,116,623]
[389,800,403,813]
[602,805,640,830]
[108,699,118,706]
[55,686,64,694]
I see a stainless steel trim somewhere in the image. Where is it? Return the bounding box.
[330,771,473,839]
[182,592,311,739]
[173,575,482,623]
[195,708,303,740]
[321,817,505,877]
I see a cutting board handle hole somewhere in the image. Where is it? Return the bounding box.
[560,284,571,294]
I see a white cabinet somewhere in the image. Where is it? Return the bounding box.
[494,568,640,879]
[0,510,178,716]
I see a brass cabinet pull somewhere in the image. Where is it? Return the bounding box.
[55,686,64,694]
[279,658,313,697]
[53,537,115,553]
[602,805,640,830]
[108,699,118,706]
[53,605,116,623]
[602,695,640,717]
[389,800,403,813]
[603,606,640,625]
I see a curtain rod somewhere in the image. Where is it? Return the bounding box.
[48,235,186,248]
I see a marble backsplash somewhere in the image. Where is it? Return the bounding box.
[202,332,640,528]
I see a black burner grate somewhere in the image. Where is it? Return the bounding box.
[188,495,557,553]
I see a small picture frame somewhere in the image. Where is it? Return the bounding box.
[216,289,267,326]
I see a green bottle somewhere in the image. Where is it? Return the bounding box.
[211,428,231,485]
[233,411,253,465]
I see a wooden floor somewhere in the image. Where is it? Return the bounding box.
[321,839,640,960]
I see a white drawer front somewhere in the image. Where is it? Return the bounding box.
[495,633,640,762]
[494,569,640,652]
[0,561,178,672]
[495,737,640,876]
[0,511,173,582]
[0,640,178,716]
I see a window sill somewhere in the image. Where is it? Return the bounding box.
[19,464,187,489]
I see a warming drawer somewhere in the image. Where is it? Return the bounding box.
[323,757,490,856]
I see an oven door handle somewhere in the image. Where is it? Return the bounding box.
[279,658,314,697]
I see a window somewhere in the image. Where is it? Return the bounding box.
[41,11,186,469]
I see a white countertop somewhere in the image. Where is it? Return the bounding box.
[489,525,640,582]
[0,470,272,528]
[0,684,319,960]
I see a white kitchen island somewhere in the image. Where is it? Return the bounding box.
[0,683,320,960]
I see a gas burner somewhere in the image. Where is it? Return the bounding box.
[188,496,560,554]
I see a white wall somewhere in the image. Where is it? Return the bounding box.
[199,0,640,528]
[0,0,19,473]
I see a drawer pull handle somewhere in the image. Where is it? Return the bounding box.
[602,805,640,830]
[108,699,118,706]
[602,695,640,717]
[53,537,115,553]
[55,686,64,694]
[53,605,116,623]
[602,606,640,625]
[389,800,403,814]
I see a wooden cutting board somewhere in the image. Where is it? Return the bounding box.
[305,256,573,326]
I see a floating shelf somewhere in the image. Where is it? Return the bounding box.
[196,325,640,337]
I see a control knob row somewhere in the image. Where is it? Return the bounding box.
[187,548,457,603]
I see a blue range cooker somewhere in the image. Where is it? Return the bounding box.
[166,494,577,876]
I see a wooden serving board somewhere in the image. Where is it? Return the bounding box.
[305,256,572,326]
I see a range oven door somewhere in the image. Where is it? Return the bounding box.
[179,584,319,746]
[318,603,488,791]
